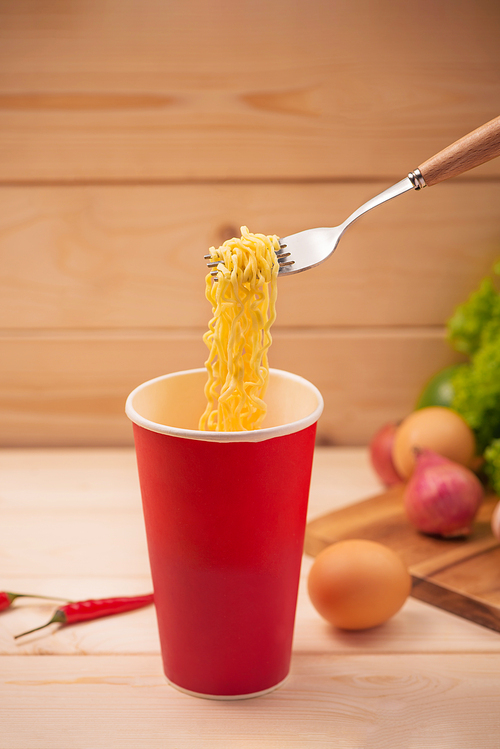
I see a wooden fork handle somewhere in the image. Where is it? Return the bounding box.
[417,115,500,187]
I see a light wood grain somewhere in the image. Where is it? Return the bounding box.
[0,0,499,180]
[2,0,500,449]
[0,445,380,516]
[2,507,150,577]
[3,447,500,658]
[2,179,498,446]
[1,447,499,748]
[5,569,500,658]
[1,3,500,739]
[0,447,143,509]
[0,579,158,656]
[1,182,499,330]
[0,329,461,446]
[1,654,499,748]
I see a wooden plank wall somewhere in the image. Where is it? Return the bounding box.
[1,0,499,447]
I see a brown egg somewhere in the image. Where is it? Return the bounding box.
[392,407,476,479]
[307,539,411,630]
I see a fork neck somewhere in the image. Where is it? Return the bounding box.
[340,177,415,232]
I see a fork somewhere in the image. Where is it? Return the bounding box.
[208,115,500,278]
[274,115,500,275]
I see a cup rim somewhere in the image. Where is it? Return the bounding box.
[125,367,323,443]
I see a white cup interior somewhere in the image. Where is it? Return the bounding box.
[126,368,323,443]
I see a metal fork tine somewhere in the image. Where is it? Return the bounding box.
[205,240,295,275]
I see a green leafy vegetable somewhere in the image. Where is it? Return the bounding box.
[451,341,500,452]
[445,261,500,480]
[446,277,500,355]
[484,440,500,496]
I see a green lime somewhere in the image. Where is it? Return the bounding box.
[415,364,465,410]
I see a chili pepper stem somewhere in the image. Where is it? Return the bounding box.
[7,592,70,603]
[14,610,67,639]
[0,591,71,613]
[14,593,154,640]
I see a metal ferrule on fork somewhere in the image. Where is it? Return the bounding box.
[407,168,427,190]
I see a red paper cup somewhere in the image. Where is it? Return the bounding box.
[126,368,323,699]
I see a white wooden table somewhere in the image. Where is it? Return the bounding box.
[1,447,499,748]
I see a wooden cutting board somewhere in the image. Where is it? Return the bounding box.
[304,486,500,632]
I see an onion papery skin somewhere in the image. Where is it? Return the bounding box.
[403,449,484,538]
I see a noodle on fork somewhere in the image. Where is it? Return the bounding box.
[199,226,280,431]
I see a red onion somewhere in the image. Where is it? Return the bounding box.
[369,422,402,486]
[403,448,484,538]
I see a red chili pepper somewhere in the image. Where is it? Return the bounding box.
[0,591,15,612]
[15,593,154,639]
[0,591,69,612]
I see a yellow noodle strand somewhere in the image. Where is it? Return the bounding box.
[199,226,280,431]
